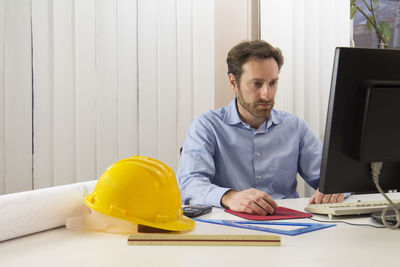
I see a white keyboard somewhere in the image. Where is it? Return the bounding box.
[305,199,400,218]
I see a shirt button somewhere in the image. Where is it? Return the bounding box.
[258,176,262,179]
[256,152,260,157]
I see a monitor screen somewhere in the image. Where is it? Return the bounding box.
[319,47,400,194]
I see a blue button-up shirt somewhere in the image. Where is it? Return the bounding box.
[177,98,322,207]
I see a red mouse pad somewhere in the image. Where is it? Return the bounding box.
[225,206,312,220]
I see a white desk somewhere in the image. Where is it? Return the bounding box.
[1,194,399,267]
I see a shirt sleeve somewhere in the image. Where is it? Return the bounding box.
[297,119,323,190]
[177,115,231,207]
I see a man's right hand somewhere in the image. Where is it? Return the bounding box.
[221,188,278,215]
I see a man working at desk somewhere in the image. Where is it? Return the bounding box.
[177,40,344,215]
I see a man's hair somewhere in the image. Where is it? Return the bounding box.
[226,40,284,84]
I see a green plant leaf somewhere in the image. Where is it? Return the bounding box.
[366,20,373,32]
[350,0,356,6]
[350,6,358,18]
[379,21,391,44]
[372,0,378,7]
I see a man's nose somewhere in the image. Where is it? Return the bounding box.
[260,84,272,100]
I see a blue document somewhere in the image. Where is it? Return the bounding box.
[194,219,336,236]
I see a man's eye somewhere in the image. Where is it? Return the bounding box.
[252,81,263,88]
[270,80,277,87]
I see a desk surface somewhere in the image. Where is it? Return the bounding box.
[1,193,399,267]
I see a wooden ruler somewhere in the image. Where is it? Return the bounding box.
[127,234,281,246]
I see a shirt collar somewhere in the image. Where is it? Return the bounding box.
[267,109,282,127]
[223,98,283,129]
[223,98,242,125]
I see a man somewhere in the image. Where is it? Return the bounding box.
[177,40,344,215]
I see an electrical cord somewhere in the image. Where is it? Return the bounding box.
[272,213,385,228]
[371,162,400,229]
[309,217,386,228]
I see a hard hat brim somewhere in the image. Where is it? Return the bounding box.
[85,195,195,232]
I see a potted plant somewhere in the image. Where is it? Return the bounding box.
[350,0,391,48]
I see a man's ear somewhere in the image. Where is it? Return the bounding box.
[228,73,238,95]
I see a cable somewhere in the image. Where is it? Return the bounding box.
[278,212,386,228]
[371,162,400,229]
[309,217,386,228]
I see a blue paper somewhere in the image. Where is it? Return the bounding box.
[194,219,336,236]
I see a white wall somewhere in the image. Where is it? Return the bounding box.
[0,0,214,194]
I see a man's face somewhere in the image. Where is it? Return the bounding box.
[229,58,279,124]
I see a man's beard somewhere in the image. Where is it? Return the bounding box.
[236,88,274,119]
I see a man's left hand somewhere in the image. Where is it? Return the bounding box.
[308,188,344,204]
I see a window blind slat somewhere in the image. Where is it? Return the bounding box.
[53,0,76,186]
[117,0,139,160]
[177,0,194,160]
[138,0,158,159]
[96,0,119,176]
[4,0,32,193]
[158,0,178,170]
[75,0,96,182]
[32,0,54,189]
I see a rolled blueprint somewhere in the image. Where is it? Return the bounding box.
[0,180,96,242]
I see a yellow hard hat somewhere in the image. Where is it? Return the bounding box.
[85,156,195,232]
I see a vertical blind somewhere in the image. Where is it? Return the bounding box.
[260,0,350,197]
[0,0,33,194]
[0,0,215,194]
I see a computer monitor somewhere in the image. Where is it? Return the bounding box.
[319,47,400,194]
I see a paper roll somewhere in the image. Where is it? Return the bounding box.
[0,180,97,242]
